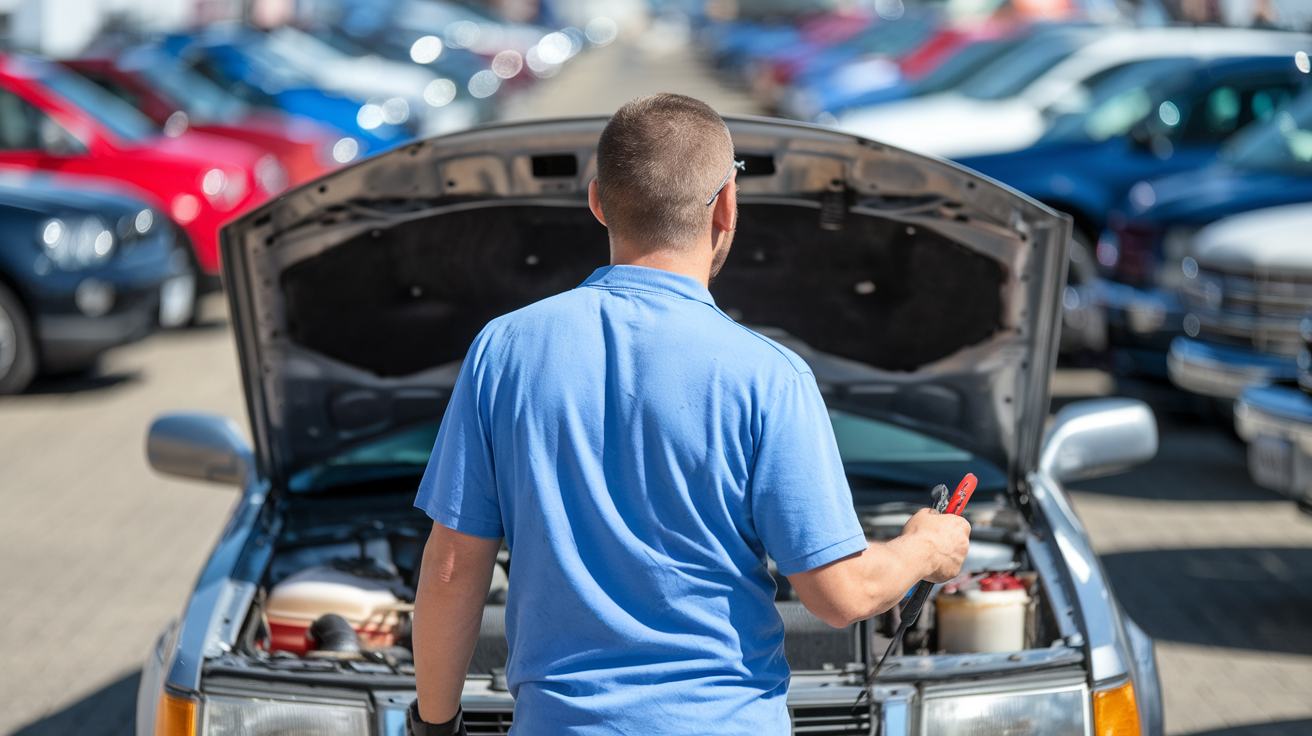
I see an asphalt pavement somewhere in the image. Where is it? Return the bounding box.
[3,36,1312,736]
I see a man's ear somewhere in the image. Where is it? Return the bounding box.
[588,178,607,226]
[711,172,736,234]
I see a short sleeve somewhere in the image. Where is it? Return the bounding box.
[414,336,504,539]
[751,372,866,576]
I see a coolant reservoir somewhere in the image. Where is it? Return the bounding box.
[265,565,403,655]
[935,572,1030,654]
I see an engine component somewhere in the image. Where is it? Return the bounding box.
[266,565,404,655]
[936,572,1031,654]
[309,614,362,656]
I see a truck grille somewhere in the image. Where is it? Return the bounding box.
[464,710,513,735]
[789,703,872,735]
[1183,267,1312,356]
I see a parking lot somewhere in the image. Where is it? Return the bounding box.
[4,35,1312,736]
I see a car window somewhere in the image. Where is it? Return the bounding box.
[1227,90,1312,175]
[912,37,1018,96]
[1174,73,1298,145]
[0,88,86,154]
[77,71,143,109]
[959,31,1084,101]
[38,65,157,142]
[135,59,249,124]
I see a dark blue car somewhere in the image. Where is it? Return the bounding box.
[1096,86,1312,375]
[961,54,1311,251]
[0,170,192,394]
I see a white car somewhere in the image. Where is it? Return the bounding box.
[838,27,1312,160]
[1170,202,1312,399]
[136,117,1162,736]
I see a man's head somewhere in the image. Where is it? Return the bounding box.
[592,94,737,260]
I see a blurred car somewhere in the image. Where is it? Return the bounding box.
[0,53,280,286]
[1235,343,1312,513]
[65,47,343,186]
[0,168,191,394]
[960,54,1311,248]
[1097,89,1312,375]
[161,27,414,156]
[138,117,1162,736]
[838,27,1310,160]
[1167,203,1312,400]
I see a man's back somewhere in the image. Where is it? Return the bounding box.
[417,265,865,734]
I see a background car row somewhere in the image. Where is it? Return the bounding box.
[0,0,606,395]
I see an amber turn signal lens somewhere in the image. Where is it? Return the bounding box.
[1093,681,1141,736]
[156,691,197,736]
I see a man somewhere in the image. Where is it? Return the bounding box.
[410,93,970,735]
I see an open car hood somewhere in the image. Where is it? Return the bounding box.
[221,116,1070,493]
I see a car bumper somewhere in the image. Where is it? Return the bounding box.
[1167,337,1300,399]
[1235,384,1312,507]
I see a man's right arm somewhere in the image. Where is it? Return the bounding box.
[786,509,971,629]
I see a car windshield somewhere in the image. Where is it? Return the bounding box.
[288,407,1005,494]
[133,55,249,123]
[1041,57,1199,143]
[39,65,157,141]
[1226,91,1312,176]
[959,30,1085,101]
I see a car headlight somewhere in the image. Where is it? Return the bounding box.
[254,154,288,196]
[921,682,1089,736]
[37,216,115,270]
[203,695,370,736]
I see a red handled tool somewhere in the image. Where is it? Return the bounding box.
[853,473,977,711]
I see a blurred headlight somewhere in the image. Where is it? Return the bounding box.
[38,216,115,270]
[921,683,1088,736]
[204,695,369,736]
[136,208,154,234]
[254,155,288,196]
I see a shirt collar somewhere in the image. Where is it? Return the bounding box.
[580,265,717,306]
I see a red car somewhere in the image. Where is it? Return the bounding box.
[64,47,341,187]
[0,53,281,282]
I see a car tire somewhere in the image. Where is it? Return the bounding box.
[0,281,37,395]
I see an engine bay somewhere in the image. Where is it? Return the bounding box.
[217,480,1065,684]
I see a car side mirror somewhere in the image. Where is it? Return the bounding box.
[147,413,254,486]
[1040,398,1157,482]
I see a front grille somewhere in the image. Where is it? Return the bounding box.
[464,710,513,735]
[790,703,872,735]
[1182,267,1312,356]
[459,704,869,735]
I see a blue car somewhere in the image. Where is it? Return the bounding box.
[1096,87,1312,375]
[161,27,413,158]
[961,55,1311,250]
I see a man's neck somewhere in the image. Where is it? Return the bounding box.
[610,240,713,287]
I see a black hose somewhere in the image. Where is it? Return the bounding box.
[309,614,361,654]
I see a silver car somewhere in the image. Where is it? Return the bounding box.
[139,117,1162,736]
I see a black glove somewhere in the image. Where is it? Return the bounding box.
[406,699,467,736]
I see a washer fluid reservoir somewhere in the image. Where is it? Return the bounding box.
[935,572,1030,654]
[265,565,404,655]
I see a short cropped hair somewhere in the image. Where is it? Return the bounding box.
[595,94,735,251]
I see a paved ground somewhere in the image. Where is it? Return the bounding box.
[4,36,1312,736]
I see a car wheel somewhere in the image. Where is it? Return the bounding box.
[0,281,37,394]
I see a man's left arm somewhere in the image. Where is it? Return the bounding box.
[413,521,502,725]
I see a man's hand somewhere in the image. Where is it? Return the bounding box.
[787,509,971,628]
[901,508,971,583]
[413,522,502,724]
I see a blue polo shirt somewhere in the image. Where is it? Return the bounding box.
[415,265,865,735]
